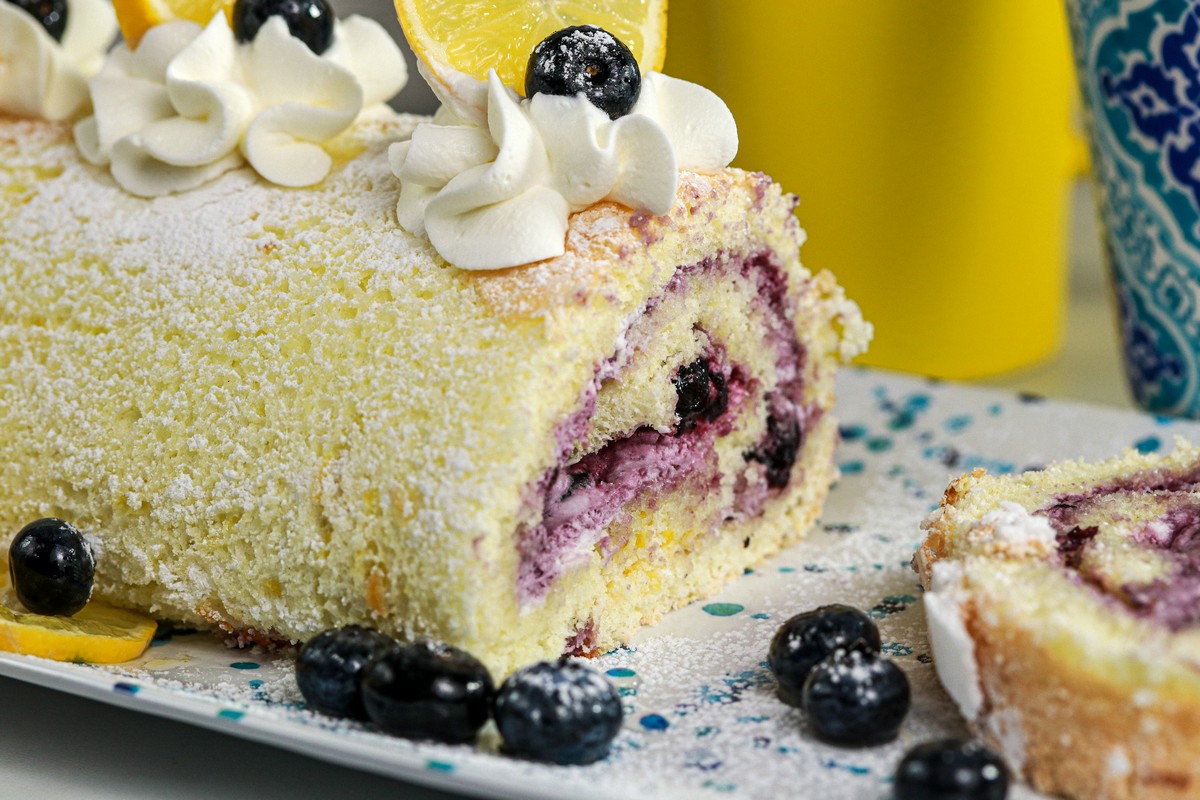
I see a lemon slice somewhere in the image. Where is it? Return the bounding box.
[395,0,667,115]
[112,0,231,48]
[0,569,156,664]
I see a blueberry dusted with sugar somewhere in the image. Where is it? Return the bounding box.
[361,639,493,744]
[9,518,94,616]
[493,658,623,765]
[8,0,68,41]
[802,646,910,746]
[232,0,334,55]
[768,604,881,706]
[673,358,729,433]
[295,625,396,720]
[894,739,1010,800]
[525,25,641,120]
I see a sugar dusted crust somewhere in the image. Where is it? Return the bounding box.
[917,441,1200,799]
[0,111,868,676]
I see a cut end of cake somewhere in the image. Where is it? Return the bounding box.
[917,440,1200,800]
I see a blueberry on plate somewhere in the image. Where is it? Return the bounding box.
[768,604,881,706]
[360,639,494,744]
[894,738,1009,800]
[7,0,68,42]
[232,0,334,55]
[493,658,623,765]
[8,518,94,616]
[295,625,396,720]
[802,646,910,746]
[525,25,641,120]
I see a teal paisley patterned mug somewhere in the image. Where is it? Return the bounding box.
[1067,0,1200,416]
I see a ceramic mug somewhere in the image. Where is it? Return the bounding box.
[1066,0,1200,415]
[668,1,1079,379]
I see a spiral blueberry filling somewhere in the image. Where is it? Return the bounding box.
[515,250,810,606]
[1040,468,1200,630]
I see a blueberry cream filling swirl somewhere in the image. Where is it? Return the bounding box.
[1038,468,1200,631]
[517,250,816,609]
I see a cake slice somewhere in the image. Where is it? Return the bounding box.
[915,443,1200,800]
[0,111,868,676]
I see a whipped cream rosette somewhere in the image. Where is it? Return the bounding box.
[74,13,407,196]
[0,0,118,121]
[391,69,739,271]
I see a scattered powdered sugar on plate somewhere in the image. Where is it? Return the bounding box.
[1,369,1192,799]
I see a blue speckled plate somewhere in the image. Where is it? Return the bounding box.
[1,369,1191,800]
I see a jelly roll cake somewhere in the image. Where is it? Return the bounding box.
[0,3,869,676]
[915,444,1200,800]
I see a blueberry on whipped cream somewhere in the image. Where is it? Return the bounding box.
[0,0,116,121]
[390,28,738,270]
[73,8,406,196]
[233,0,333,55]
[525,26,640,120]
[7,0,68,41]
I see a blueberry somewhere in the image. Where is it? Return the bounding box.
[493,658,623,765]
[673,358,729,433]
[295,625,396,720]
[802,646,910,746]
[7,0,68,41]
[360,639,493,744]
[8,518,94,616]
[558,470,592,501]
[746,412,803,488]
[232,0,334,55]
[525,26,641,120]
[894,738,1010,800]
[768,604,881,706]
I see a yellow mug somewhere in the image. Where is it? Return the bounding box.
[667,1,1079,379]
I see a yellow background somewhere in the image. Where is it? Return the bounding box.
[667,1,1080,378]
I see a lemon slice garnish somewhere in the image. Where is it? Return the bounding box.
[0,566,156,664]
[394,0,667,115]
[111,0,231,48]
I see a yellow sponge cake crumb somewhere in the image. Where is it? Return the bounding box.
[0,111,867,676]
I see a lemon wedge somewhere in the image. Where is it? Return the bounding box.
[0,567,156,664]
[394,0,667,115]
[111,0,231,48]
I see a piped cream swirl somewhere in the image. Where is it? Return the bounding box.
[74,14,406,197]
[0,0,117,121]
[390,71,738,270]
